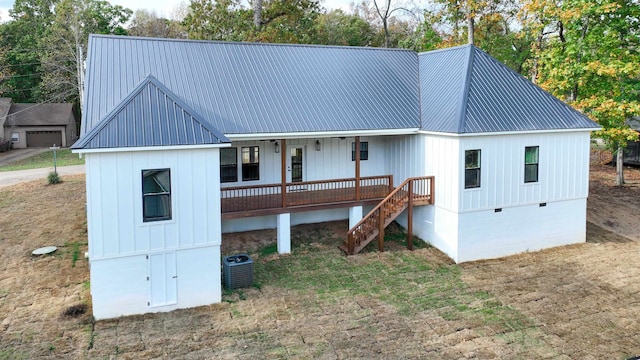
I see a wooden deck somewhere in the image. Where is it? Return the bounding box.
[221,176,393,219]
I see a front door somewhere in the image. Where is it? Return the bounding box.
[287,146,304,183]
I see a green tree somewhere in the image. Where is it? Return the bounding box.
[524,0,640,185]
[129,9,187,38]
[39,0,132,111]
[184,0,320,44]
[313,10,374,46]
[0,0,57,102]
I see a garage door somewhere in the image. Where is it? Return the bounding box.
[26,131,62,148]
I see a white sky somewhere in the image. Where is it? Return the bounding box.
[0,0,354,23]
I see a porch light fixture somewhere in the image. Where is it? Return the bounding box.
[315,140,321,151]
[274,141,280,153]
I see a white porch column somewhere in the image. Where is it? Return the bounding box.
[277,213,291,254]
[349,206,363,229]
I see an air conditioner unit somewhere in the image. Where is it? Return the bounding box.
[223,254,253,289]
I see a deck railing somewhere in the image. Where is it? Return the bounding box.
[344,176,434,255]
[221,175,393,214]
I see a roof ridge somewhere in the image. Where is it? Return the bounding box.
[73,75,229,149]
[89,34,416,53]
[417,44,473,57]
[456,45,475,133]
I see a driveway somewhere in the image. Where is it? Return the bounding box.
[0,148,49,167]
[0,165,85,189]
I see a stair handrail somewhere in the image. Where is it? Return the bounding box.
[346,176,434,254]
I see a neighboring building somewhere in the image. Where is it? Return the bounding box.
[72,35,600,320]
[0,99,77,148]
[614,117,640,166]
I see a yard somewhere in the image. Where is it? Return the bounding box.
[1,164,640,359]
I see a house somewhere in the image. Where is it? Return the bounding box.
[613,117,640,166]
[71,35,599,320]
[0,98,78,148]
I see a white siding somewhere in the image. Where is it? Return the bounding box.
[222,208,350,233]
[85,148,222,319]
[456,199,586,262]
[85,148,222,259]
[90,246,221,320]
[389,131,591,263]
[221,137,388,187]
[459,131,590,212]
[383,135,424,186]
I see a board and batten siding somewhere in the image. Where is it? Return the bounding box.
[383,135,424,186]
[85,148,223,319]
[388,131,591,263]
[221,137,388,187]
[459,131,591,211]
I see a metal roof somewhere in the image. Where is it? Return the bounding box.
[72,76,229,149]
[419,45,600,133]
[80,35,420,137]
[7,103,74,126]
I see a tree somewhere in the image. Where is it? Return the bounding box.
[39,0,132,111]
[0,0,57,103]
[525,0,640,185]
[313,9,374,46]
[129,9,187,38]
[184,0,320,43]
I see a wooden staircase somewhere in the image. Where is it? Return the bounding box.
[340,176,434,255]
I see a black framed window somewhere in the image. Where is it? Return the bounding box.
[241,146,259,181]
[142,169,171,222]
[525,146,539,183]
[351,141,369,161]
[220,147,238,183]
[465,149,481,189]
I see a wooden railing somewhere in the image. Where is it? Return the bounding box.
[221,175,393,214]
[343,176,434,255]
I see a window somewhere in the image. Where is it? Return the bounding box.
[10,132,19,143]
[220,147,238,183]
[142,169,171,222]
[525,146,539,183]
[465,149,481,189]
[351,141,369,161]
[241,146,259,181]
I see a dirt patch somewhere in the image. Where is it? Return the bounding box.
[2,165,640,359]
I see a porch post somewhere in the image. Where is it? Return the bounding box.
[407,180,414,251]
[348,206,363,229]
[281,138,287,208]
[277,213,291,254]
[355,136,361,201]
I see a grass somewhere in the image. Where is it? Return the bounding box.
[253,243,533,334]
[0,149,84,171]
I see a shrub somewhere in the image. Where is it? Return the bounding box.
[0,138,10,152]
[47,171,61,184]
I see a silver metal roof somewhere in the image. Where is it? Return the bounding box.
[80,35,420,137]
[419,45,599,133]
[72,76,229,149]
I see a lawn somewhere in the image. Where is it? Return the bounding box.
[1,166,640,359]
[0,149,84,171]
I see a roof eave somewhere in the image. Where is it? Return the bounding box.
[72,143,231,154]
[225,128,421,141]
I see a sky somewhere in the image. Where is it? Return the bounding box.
[0,0,354,22]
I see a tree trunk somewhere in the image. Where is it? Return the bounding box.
[616,145,625,186]
[253,0,262,29]
[383,18,390,47]
[467,15,474,45]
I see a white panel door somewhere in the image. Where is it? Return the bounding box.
[148,252,177,307]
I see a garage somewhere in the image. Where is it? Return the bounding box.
[26,131,62,148]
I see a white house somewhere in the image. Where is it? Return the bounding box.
[72,35,599,319]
